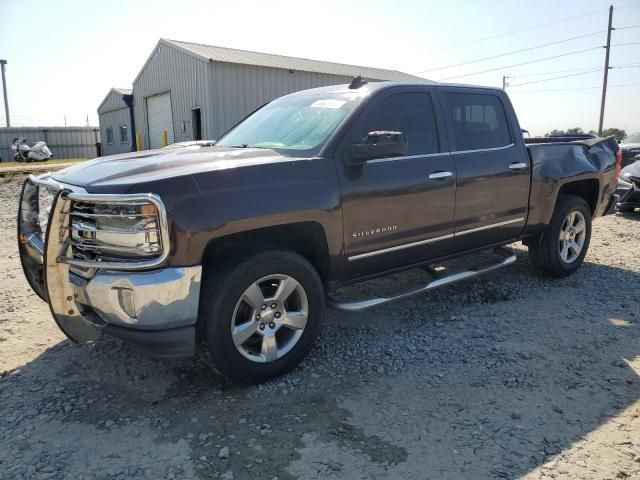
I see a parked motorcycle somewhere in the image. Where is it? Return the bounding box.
[11,137,53,162]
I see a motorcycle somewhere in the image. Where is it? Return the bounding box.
[11,137,53,162]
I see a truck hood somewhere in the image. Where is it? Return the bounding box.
[52,146,291,191]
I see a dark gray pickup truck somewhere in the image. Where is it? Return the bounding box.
[18,79,621,383]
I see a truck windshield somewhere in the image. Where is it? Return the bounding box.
[216,92,362,156]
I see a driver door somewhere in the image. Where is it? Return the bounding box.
[336,88,457,279]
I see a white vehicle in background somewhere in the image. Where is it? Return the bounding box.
[11,137,53,162]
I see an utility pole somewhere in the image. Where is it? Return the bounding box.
[0,59,10,127]
[502,75,510,90]
[598,5,614,136]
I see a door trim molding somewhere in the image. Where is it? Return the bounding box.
[347,217,525,262]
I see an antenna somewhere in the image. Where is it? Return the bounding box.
[348,75,368,89]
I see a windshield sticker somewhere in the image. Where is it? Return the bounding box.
[311,99,346,109]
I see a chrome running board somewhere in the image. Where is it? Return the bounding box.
[327,247,517,312]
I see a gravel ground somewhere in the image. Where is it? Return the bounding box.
[0,175,639,480]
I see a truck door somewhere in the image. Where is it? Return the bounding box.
[337,88,456,280]
[439,90,530,251]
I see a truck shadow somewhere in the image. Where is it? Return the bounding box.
[2,252,638,479]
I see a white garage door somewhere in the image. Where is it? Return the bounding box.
[147,92,175,149]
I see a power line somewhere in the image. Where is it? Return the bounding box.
[414,31,605,74]
[615,25,640,29]
[437,46,603,81]
[610,42,640,46]
[507,83,640,94]
[509,69,602,87]
[509,66,604,77]
[424,8,606,53]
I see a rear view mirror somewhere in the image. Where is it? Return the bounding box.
[348,131,408,164]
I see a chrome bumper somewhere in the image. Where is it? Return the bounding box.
[70,266,201,330]
[18,175,201,354]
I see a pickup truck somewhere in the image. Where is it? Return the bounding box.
[18,78,621,383]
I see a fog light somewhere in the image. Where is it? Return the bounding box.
[115,287,136,318]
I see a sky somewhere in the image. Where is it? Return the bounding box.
[0,0,639,136]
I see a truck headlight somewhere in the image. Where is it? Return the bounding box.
[65,193,170,269]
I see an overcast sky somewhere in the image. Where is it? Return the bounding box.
[0,0,638,136]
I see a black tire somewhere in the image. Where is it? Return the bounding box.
[198,250,324,384]
[528,195,592,277]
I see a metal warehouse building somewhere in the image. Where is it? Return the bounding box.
[97,88,134,156]
[98,38,422,154]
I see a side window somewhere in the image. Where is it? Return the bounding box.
[119,125,128,143]
[363,92,439,155]
[445,93,511,151]
[106,127,114,144]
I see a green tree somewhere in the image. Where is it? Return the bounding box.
[601,128,626,141]
[566,127,584,134]
[545,129,565,137]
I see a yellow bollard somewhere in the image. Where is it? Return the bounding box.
[161,130,168,147]
[135,133,142,152]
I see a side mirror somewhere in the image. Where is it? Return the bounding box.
[348,131,408,164]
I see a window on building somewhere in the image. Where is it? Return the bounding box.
[444,93,511,151]
[120,125,128,143]
[362,92,440,155]
[106,127,114,144]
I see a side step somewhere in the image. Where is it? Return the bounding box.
[327,247,517,312]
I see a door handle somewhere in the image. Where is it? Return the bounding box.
[428,171,453,180]
[509,162,527,171]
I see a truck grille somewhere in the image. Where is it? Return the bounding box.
[69,200,164,264]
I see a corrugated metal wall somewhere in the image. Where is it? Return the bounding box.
[133,43,208,150]
[207,62,353,139]
[97,90,129,114]
[99,107,132,156]
[0,127,100,162]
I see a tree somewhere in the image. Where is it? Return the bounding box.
[545,129,565,137]
[566,127,584,134]
[601,128,626,141]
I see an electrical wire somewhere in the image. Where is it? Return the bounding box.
[414,31,605,74]
[424,8,606,53]
[507,83,640,93]
[508,66,604,77]
[437,46,603,81]
[508,69,602,87]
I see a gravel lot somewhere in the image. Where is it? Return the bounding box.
[0,175,639,480]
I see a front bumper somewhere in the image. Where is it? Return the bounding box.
[18,175,201,357]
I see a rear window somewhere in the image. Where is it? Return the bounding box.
[445,93,511,151]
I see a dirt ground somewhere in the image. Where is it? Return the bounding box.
[0,175,638,480]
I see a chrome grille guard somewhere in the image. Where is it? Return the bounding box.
[17,174,171,343]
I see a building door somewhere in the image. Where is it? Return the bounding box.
[192,108,202,140]
[147,92,174,149]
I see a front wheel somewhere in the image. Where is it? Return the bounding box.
[198,250,324,384]
[528,195,592,277]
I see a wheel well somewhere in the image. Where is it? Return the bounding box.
[558,179,599,214]
[202,222,331,284]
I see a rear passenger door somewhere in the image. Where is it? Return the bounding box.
[439,89,530,251]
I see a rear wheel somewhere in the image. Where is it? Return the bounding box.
[198,250,324,384]
[528,195,592,277]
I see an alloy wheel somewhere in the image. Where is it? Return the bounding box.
[231,274,309,363]
[558,210,586,263]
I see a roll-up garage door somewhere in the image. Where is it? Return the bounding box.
[147,92,174,149]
